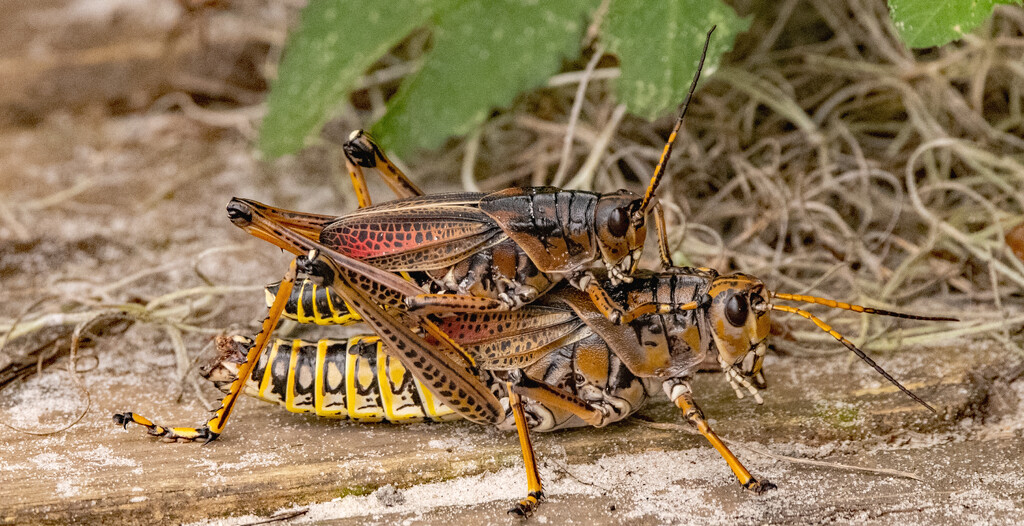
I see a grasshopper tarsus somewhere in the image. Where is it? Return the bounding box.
[112,412,132,428]
[508,491,545,518]
[199,427,219,445]
[743,478,777,495]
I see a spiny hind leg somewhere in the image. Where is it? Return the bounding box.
[113,259,300,443]
[404,292,511,315]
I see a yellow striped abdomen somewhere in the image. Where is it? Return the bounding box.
[210,335,459,423]
[266,279,361,326]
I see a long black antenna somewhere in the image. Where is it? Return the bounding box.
[636,25,716,217]
[772,304,938,414]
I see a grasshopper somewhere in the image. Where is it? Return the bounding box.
[241,28,719,325]
[116,217,953,516]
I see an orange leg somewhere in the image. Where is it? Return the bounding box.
[507,383,545,517]
[669,382,774,493]
[114,260,298,442]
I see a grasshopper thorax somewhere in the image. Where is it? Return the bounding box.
[594,190,648,285]
[707,274,771,387]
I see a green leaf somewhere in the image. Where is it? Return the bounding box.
[372,0,600,157]
[259,0,446,158]
[603,0,751,120]
[888,0,1019,48]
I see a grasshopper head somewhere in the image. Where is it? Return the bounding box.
[594,190,647,285]
[707,273,771,394]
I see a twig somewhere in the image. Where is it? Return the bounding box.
[0,314,120,436]
[566,104,627,191]
[461,127,482,193]
[552,44,605,187]
[545,458,613,493]
[0,297,51,357]
[237,508,309,526]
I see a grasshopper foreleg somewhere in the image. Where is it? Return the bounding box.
[652,202,674,269]
[664,379,775,494]
[571,271,628,324]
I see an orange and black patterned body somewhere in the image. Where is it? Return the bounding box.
[237,266,777,432]
[206,336,462,423]
[271,263,768,395]
[480,187,647,283]
[427,266,762,404]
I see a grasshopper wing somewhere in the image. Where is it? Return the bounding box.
[436,302,589,370]
[321,193,507,271]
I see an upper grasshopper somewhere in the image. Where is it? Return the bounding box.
[243,28,718,324]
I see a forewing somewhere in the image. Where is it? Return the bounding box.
[437,303,589,370]
[327,265,504,425]
[321,193,506,270]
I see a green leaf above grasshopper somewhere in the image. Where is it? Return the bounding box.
[371,0,601,157]
[888,0,1021,49]
[259,0,448,158]
[602,0,751,121]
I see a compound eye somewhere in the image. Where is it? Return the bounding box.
[725,294,748,327]
[608,207,630,238]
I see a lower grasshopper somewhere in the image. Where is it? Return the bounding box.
[116,213,954,516]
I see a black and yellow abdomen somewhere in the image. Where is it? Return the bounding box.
[210,335,459,423]
[266,279,361,326]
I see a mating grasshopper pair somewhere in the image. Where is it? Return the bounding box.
[114,28,953,516]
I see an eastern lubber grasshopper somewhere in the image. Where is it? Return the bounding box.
[115,211,954,515]
[240,28,718,325]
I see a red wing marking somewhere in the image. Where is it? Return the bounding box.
[321,196,503,269]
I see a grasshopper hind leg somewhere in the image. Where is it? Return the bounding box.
[506,382,545,518]
[113,259,300,442]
